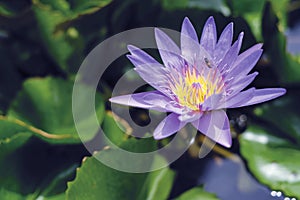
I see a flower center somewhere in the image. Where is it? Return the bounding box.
[169,66,224,111]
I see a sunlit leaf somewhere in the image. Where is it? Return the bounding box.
[66,138,174,200]
[228,0,266,40]
[254,90,300,144]
[7,77,105,144]
[174,187,219,200]
[161,0,230,16]
[0,136,87,196]
[240,125,300,198]
[0,119,32,160]
[262,1,300,84]
[0,1,31,17]
[32,0,112,73]
[101,111,130,146]
[0,188,24,200]
[137,156,175,200]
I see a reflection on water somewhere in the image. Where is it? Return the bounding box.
[197,157,295,200]
[286,22,300,55]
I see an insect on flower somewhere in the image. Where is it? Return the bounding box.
[110,16,286,148]
[204,57,212,68]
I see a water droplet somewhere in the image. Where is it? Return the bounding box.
[270,191,277,197]
[276,191,282,197]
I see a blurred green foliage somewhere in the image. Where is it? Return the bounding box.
[0,0,300,199]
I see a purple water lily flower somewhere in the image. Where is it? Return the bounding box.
[110,16,286,148]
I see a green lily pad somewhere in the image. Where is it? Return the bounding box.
[229,0,266,40]
[0,1,31,17]
[0,188,24,200]
[66,138,174,200]
[101,111,130,146]
[174,187,219,200]
[7,77,105,144]
[161,0,230,16]
[0,119,33,160]
[32,0,112,73]
[240,125,300,198]
[262,1,300,84]
[254,90,300,145]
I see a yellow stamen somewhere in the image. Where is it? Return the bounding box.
[171,67,222,111]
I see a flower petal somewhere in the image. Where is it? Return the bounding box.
[181,17,200,65]
[227,72,259,95]
[214,22,233,63]
[202,93,224,111]
[110,91,171,112]
[155,28,181,68]
[234,43,263,66]
[178,111,202,122]
[153,113,187,139]
[218,32,244,73]
[127,55,171,95]
[192,110,232,147]
[200,16,217,54]
[227,49,263,79]
[230,88,286,108]
[128,45,158,64]
[218,87,255,109]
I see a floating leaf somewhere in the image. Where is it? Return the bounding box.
[161,0,230,16]
[137,156,175,200]
[0,188,24,200]
[0,119,33,160]
[240,125,300,198]
[174,187,219,200]
[254,90,300,145]
[32,0,112,73]
[262,1,300,84]
[101,111,130,146]
[66,138,174,200]
[7,77,105,144]
[0,136,88,196]
[228,0,266,40]
[0,1,31,17]
[37,193,66,200]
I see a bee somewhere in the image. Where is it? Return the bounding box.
[204,57,212,68]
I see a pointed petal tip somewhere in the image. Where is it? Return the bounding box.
[238,32,244,40]
[109,96,122,104]
[221,137,232,148]
[225,22,234,31]
[153,134,165,140]
[204,16,216,27]
[257,43,264,49]
[228,22,234,26]
[154,27,163,36]
[278,88,287,95]
[213,124,232,148]
[207,16,215,22]
[183,16,191,22]
[126,54,133,59]
[127,44,138,53]
[253,71,259,76]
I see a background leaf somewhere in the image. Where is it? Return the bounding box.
[7,77,105,144]
[240,125,300,198]
[174,187,219,200]
[0,119,32,160]
[66,138,174,200]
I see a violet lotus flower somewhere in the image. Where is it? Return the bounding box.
[110,17,286,147]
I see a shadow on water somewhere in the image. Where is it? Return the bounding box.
[197,157,292,200]
[286,22,300,55]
